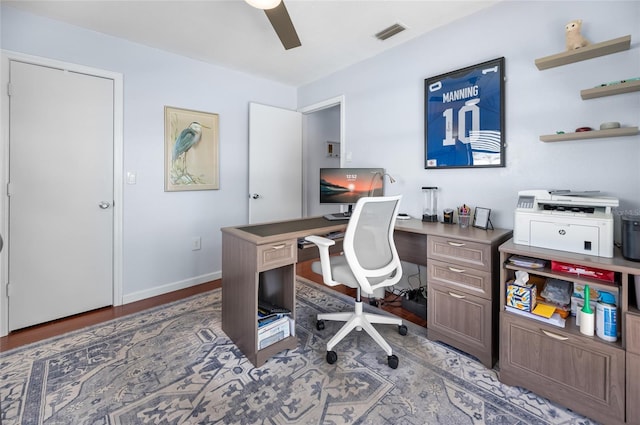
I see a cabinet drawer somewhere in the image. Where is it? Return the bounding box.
[428,258,492,299]
[428,235,491,271]
[627,312,640,354]
[257,240,297,271]
[427,282,491,354]
[500,313,625,423]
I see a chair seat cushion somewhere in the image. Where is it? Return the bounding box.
[311,256,387,298]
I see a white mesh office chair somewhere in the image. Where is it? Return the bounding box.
[305,195,407,369]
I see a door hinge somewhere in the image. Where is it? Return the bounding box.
[6,282,11,298]
[7,182,12,197]
[7,82,13,97]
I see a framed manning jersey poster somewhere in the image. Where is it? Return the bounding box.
[425,57,505,169]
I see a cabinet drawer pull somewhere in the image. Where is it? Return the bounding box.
[448,292,465,299]
[447,241,465,247]
[541,330,568,341]
[269,244,286,250]
[448,267,466,273]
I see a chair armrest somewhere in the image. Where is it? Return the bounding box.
[304,235,335,248]
[304,235,338,286]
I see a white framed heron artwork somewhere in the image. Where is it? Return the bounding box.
[164,106,219,191]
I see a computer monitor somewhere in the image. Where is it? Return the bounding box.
[320,168,385,214]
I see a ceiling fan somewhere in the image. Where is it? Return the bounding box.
[245,0,301,50]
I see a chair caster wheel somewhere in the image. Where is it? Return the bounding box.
[388,354,399,369]
[326,350,338,364]
[316,320,325,331]
[398,324,408,336]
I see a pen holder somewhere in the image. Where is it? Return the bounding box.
[458,213,471,228]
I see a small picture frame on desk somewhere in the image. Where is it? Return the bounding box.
[473,207,493,230]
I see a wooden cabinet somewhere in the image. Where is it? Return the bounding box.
[627,313,640,425]
[499,239,640,425]
[426,232,511,368]
[501,314,625,424]
[221,232,298,368]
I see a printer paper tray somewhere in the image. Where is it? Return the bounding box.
[530,220,599,256]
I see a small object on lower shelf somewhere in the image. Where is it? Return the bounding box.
[600,121,620,130]
[556,130,565,134]
[575,126,592,132]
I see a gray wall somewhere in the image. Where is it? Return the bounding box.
[1,1,639,304]
[298,1,640,237]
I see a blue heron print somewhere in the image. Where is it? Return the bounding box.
[171,121,209,184]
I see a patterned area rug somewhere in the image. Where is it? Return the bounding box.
[0,278,597,425]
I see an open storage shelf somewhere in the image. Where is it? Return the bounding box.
[581,79,640,99]
[540,126,639,142]
[535,35,631,70]
[498,239,640,425]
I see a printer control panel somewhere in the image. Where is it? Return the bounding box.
[516,195,535,209]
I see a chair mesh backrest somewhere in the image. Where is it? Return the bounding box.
[343,196,402,292]
[351,200,396,269]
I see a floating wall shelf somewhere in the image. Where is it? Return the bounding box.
[581,80,640,99]
[535,35,631,70]
[540,126,639,142]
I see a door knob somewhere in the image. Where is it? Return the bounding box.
[251,193,261,199]
[99,201,111,209]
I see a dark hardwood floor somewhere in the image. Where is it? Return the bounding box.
[0,261,426,352]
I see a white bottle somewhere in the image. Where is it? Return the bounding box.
[595,293,617,342]
[579,284,595,337]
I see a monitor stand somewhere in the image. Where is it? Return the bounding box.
[323,204,353,221]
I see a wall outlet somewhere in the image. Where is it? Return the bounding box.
[191,237,201,251]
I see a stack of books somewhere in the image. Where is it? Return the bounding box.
[258,300,293,349]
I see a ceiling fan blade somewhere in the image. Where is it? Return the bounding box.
[264,1,301,50]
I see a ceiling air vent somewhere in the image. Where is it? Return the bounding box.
[375,23,406,41]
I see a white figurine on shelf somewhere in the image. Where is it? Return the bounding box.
[565,19,590,50]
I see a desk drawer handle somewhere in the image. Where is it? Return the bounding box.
[448,292,465,299]
[541,330,568,341]
[269,244,286,250]
[448,267,466,273]
[447,241,465,247]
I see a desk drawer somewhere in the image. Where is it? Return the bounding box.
[428,258,492,299]
[427,282,491,354]
[428,236,491,271]
[257,240,297,271]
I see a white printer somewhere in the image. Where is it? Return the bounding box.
[513,190,618,258]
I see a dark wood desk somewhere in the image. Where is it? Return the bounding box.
[221,217,511,367]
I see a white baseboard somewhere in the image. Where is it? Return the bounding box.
[122,271,221,305]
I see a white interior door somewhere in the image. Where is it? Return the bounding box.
[249,103,302,224]
[8,60,114,331]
